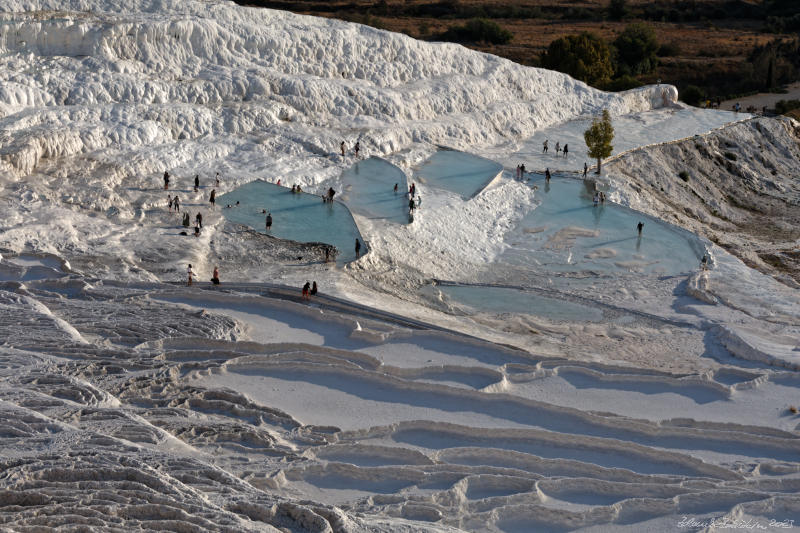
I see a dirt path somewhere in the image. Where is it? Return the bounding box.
[720,82,800,112]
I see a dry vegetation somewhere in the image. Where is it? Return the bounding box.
[237,0,799,99]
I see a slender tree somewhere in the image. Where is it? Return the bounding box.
[584,109,614,174]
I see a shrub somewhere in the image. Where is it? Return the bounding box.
[608,0,629,21]
[541,32,614,87]
[679,171,690,182]
[657,42,681,57]
[613,23,660,75]
[681,85,705,106]
[603,75,643,91]
[442,18,513,45]
[775,99,800,115]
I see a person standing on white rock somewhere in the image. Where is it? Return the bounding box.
[187,264,194,286]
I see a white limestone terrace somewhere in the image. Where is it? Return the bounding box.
[0,0,799,531]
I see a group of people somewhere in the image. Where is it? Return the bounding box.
[187,264,220,286]
[323,187,336,203]
[542,140,569,158]
[291,184,304,193]
[340,140,360,158]
[164,171,221,192]
[301,280,318,300]
[592,191,606,206]
[515,164,527,180]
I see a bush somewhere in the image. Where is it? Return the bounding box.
[681,85,705,106]
[442,18,513,45]
[775,99,800,115]
[541,32,614,87]
[724,151,738,161]
[603,75,643,91]
[608,0,629,21]
[679,171,690,182]
[657,42,681,57]
[613,23,659,75]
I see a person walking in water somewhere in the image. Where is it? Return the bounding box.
[637,221,644,235]
[543,139,548,153]
[393,183,398,194]
[545,168,551,182]
[209,189,216,209]
[354,141,360,158]
[187,264,194,286]
[211,266,220,285]
[302,281,311,301]
[355,238,361,258]
[563,144,568,158]
[583,162,588,178]
[194,175,199,192]
[340,141,346,157]
[266,212,272,231]
[163,171,170,190]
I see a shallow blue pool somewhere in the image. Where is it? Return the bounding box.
[337,157,410,224]
[218,180,364,263]
[501,177,704,276]
[413,150,503,199]
[434,284,605,322]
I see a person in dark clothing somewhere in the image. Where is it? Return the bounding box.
[409,197,415,212]
[194,175,199,191]
[393,183,398,194]
[545,168,551,182]
[637,221,644,235]
[563,144,569,158]
[327,187,336,202]
[583,162,588,178]
[209,189,216,209]
[164,171,170,190]
[211,266,220,285]
[310,281,318,296]
[194,224,200,237]
[182,212,190,227]
[174,195,180,212]
[354,141,360,158]
[355,238,361,258]
[340,141,346,157]
[195,212,202,228]
[266,212,272,231]
[302,281,310,301]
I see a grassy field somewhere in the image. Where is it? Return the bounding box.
[236,0,799,100]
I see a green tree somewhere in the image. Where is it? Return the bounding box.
[540,33,614,87]
[613,23,659,75]
[608,0,629,21]
[584,109,614,174]
[443,18,513,45]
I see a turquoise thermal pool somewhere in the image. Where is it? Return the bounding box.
[218,180,364,263]
[413,150,503,199]
[337,157,410,224]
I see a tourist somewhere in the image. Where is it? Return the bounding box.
[276,178,281,186]
[195,212,202,228]
[187,264,194,286]
[520,163,526,175]
[291,184,297,193]
[515,164,521,180]
[393,183,398,194]
[563,144,568,158]
[302,281,311,301]
[583,162,588,178]
[355,238,361,258]
[194,224,200,237]
[194,174,199,192]
[310,281,318,296]
[415,195,421,208]
[409,197,415,213]
[173,195,180,212]
[543,139,548,153]
[215,172,220,187]
[209,189,216,209]
[545,168,551,182]
[266,212,272,231]
[354,141,360,158]
[324,247,330,263]
[168,195,173,210]
[555,141,560,155]
[163,171,170,190]
[340,141,346,157]
[327,187,336,202]
[593,192,599,206]
[637,221,644,235]
[211,266,220,285]
[182,212,190,227]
